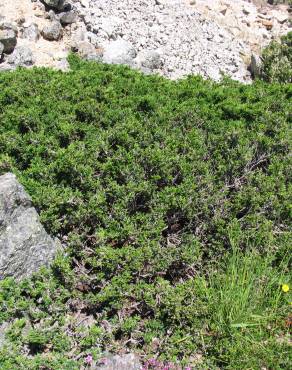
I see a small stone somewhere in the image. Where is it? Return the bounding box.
[42,0,65,11]
[48,9,57,21]
[8,46,34,66]
[59,11,77,25]
[220,6,228,15]
[56,58,70,71]
[242,6,251,15]
[33,2,45,12]
[274,13,289,24]
[261,19,273,30]
[16,16,25,26]
[257,13,272,20]
[22,23,40,42]
[80,0,89,7]
[71,40,94,54]
[53,50,68,61]
[42,21,62,41]
[34,9,45,18]
[102,39,136,66]
[72,40,103,61]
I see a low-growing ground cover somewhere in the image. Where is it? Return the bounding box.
[0,55,291,369]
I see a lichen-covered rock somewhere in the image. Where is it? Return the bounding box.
[0,173,59,281]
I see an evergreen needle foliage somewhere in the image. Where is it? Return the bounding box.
[0,55,291,369]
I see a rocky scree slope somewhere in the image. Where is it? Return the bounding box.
[0,0,291,81]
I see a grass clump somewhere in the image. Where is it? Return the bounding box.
[0,55,291,369]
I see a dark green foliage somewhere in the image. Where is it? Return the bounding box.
[260,32,292,83]
[0,57,291,368]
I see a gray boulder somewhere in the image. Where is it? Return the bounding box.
[42,21,62,41]
[102,40,136,66]
[8,46,34,67]
[0,23,18,54]
[96,354,141,370]
[0,173,59,281]
[22,23,40,42]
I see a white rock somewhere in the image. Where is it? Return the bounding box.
[102,39,136,66]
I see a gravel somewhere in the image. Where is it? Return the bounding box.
[72,0,252,82]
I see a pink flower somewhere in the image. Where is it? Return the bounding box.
[148,358,158,366]
[85,354,93,365]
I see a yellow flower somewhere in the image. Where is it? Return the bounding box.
[282,284,289,293]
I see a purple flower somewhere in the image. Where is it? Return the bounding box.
[85,354,93,365]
